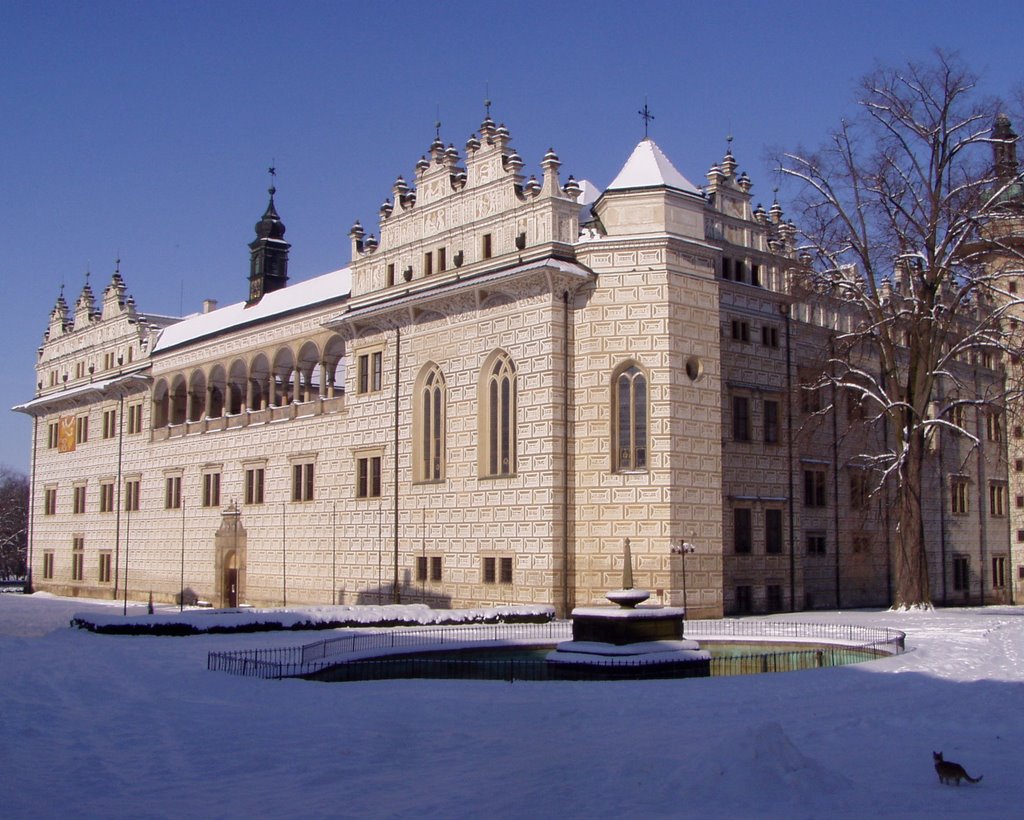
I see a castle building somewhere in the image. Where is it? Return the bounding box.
[15,112,1021,616]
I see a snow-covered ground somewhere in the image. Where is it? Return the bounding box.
[1,594,1020,818]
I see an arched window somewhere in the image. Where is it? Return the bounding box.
[415,363,446,481]
[481,352,517,476]
[613,363,647,472]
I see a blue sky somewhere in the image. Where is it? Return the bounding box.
[2,0,1021,471]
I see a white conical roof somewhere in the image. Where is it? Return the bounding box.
[606,138,700,194]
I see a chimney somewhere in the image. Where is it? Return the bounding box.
[202,299,218,314]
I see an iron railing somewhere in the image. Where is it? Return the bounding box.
[207,619,905,681]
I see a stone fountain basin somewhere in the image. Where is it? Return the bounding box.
[571,605,687,645]
[546,638,709,666]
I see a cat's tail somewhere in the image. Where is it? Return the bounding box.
[966,773,983,784]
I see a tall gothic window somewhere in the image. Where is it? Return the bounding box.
[613,363,648,472]
[416,363,446,481]
[482,352,517,476]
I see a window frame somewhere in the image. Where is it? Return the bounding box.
[415,364,446,483]
[356,454,382,499]
[803,468,827,508]
[244,466,265,505]
[481,352,517,478]
[613,363,648,472]
[733,507,752,554]
[164,474,182,510]
[71,536,84,582]
[764,508,783,554]
[732,394,751,442]
[202,471,222,508]
[356,348,384,394]
[292,461,315,502]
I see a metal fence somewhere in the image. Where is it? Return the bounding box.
[207,619,906,681]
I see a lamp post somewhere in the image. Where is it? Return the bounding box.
[671,540,696,619]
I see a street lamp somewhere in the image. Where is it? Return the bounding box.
[670,540,697,619]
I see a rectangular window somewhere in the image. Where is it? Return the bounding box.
[953,555,970,592]
[44,486,57,516]
[47,421,59,449]
[125,478,140,512]
[98,551,112,584]
[202,472,221,508]
[437,247,447,272]
[245,467,265,505]
[103,351,115,370]
[482,557,514,584]
[732,396,750,442]
[763,400,779,444]
[126,403,143,434]
[735,585,752,614]
[849,470,871,510]
[73,484,86,515]
[986,411,1002,442]
[730,320,750,342]
[751,263,762,287]
[993,556,1007,589]
[803,469,827,508]
[99,481,114,513]
[482,233,492,259]
[102,408,117,439]
[766,584,782,612]
[806,532,827,555]
[386,263,395,288]
[356,456,381,499]
[765,509,783,554]
[951,404,967,429]
[800,383,822,414]
[416,555,428,582]
[165,475,182,510]
[71,536,84,581]
[761,325,778,348]
[852,535,870,554]
[431,556,442,582]
[989,482,1007,517]
[951,479,970,515]
[76,414,89,444]
[721,258,732,280]
[357,350,383,394]
[292,462,315,502]
[423,251,433,276]
[734,507,752,554]
[42,551,54,580]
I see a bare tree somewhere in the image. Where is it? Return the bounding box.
[0,466,29,580]
[780,52,1024,608]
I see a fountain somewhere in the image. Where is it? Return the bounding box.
[546,538,711,677]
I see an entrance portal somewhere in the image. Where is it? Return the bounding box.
[214,503,247,608]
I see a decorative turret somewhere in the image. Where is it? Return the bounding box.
[47,287,69,339]
[247,180,290,305]
[994,113,1019,183]
[74,274,97,328]
[101,261,136,321]
[990,114,1023,213]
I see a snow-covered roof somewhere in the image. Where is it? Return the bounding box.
[153,267,352,353]
[606,138,701,194]
[12,369,150,415]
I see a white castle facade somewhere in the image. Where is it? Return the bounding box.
[16,113,1022,617]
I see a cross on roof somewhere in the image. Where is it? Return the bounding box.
[638,99,654,139]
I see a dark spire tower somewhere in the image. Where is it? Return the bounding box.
[248,169,290,304]
[993,113,1019,182]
